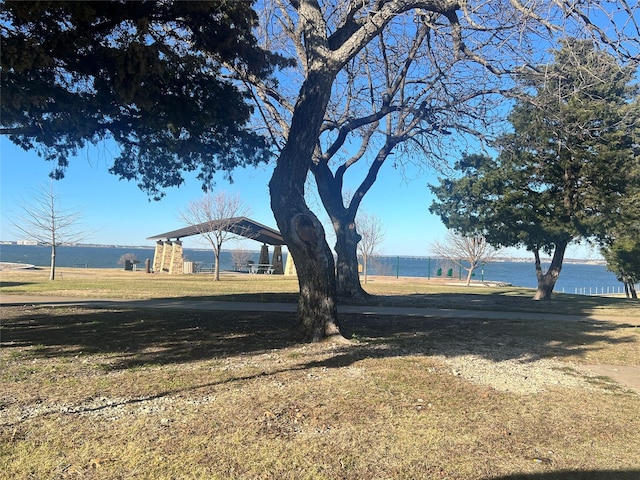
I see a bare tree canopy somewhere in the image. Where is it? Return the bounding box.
[9,184,89,280]
[256,0,640,339]
[430,231,500,286]
[179,192,250,281]
[356,212,386,285]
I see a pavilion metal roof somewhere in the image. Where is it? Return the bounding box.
[147,216,285,245]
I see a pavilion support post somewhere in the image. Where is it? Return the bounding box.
[272,245,284,274]
[161,240,172,272]
[259,244,270,273]
[169,240,184,275]
[284,252,297,276]
[152,240,164,273]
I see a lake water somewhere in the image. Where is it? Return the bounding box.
[369,255,627,295]
[0,244,240,270]
[0,244,631,296]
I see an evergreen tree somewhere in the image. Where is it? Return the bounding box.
[1,1,287,199]
[430,39,639,300]
[602,234,640,299]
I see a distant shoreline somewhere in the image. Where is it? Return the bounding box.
[0,241,216,252]
[0,241,605,265]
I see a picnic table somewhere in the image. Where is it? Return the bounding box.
[249,263,274,274]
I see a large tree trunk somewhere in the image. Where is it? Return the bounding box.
[311,140,392,299]
[334,218,368,298]
[291,213,339,341]
[532,240,569,300]
[312,163,368,299]
[269,68,342,341]
[270,181,341,341]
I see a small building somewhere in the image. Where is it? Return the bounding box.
[146,217,294,275]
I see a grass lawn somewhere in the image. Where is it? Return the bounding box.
[1,268,639,479]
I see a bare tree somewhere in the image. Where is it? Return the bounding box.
[117,253,139,270]
[117,252,138,264]
[247,3,507,299]
[9,184,89,280]
[239,1,639,340]
[313,22,508,298]
[356,212,386,285]
[430,231,500,286]
[230,249,253,272]
[179,192,250,281]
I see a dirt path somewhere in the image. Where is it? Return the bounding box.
[581,364,640,390]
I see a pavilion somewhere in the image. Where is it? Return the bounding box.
[146,217,293,275]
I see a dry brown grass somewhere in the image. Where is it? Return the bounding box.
[2,267,639,319]
[1,268,639,479]
[0,267,301,300]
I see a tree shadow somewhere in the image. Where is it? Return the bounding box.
[340,312,637,365]
[1,305,303,370]
[167,288,639,321]
[0,281,37,288]
[365,289,639,317]
[180,292,300,304]
[2,297,636,374]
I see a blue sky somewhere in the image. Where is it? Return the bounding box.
[0,136,601,259]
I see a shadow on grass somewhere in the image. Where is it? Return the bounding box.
[129,288,640,319]
[0,281,37,288]
[1,297,636,372]
[340,313,637,365]
[1,306,302,369]
[362,289,640,316]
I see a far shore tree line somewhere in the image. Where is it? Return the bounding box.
[2,1,639,339]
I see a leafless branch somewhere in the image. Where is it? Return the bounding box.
[430,230,501,285]
[178,191,251,280]
[9,184,91,280]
